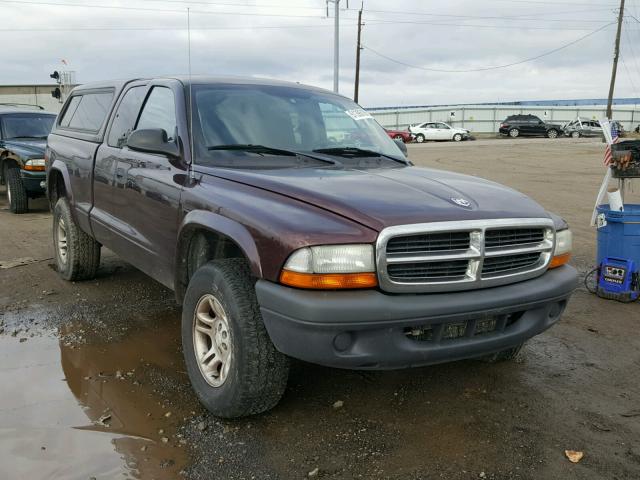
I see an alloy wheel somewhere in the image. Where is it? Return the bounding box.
[56,217,68,265]
[193,294,232,387]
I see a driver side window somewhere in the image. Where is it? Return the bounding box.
[136,87,177,141]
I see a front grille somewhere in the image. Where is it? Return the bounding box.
[387,232,470,254]
[377,219,555,293]
[485,228,545,248]
[388,260,469,282]
[482,252,541,276]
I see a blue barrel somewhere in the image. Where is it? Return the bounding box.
[596,204,640,266]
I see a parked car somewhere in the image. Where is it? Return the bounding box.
[498,114,563,139]
[385,128,412,143]
[563,117,602,138]
[46,77,577,418]
[409,122,470,142]
[0,107,56,213]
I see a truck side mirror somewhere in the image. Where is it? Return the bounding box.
[394,137,408,157]
[127,128,180,159]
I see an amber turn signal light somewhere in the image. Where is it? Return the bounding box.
[23,165,46,171]
[549,253,571,269]
[280,270,378,290]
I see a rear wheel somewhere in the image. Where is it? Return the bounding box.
[482,343,524,363]
[415,134,425,143]
[53,197,101,281]
[5,166,28,214]
[182,259,289,418]
[453,133,462,142]
[509,128,520,138]
[547,129,559,139]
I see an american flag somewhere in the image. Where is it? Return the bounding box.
[603,122,620,167]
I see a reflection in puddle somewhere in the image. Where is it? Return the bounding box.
[0,314,193,480]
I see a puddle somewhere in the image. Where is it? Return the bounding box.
[0,316,193,479]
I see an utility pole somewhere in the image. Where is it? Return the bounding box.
[607,0,625,119]
[354,4,363,103]
[327,0,341,93]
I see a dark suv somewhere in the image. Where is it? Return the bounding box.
[46,77,577,417]
[498,114,563,139]
[0,107,56,213]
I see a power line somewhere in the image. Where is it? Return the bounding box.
[0,19,601,33]
[0,23,358,32]
[368,19,598,31]
[362,22,615,73]
[620,54,640,98]
[361,7,614,23]
[0,0,331,17]
[2,0,614,24]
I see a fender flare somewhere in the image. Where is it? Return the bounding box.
[47,160,73,205]
[175,210,263,300]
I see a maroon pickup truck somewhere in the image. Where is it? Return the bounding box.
[46,77,577,418]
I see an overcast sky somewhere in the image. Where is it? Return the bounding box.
[1,0,638,106]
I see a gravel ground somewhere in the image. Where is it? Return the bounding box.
[1,137,639,480]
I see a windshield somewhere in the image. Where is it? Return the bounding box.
[192,84,404,167]
[2,114,55,139]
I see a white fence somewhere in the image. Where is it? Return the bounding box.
[369,104,640,134]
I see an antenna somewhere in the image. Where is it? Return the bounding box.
[187,7,195,172]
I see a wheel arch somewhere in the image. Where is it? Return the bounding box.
[46,161,72,208]
[175,210,262,303]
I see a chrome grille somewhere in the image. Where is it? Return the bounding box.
[485,228,545,249]
[482,252,541,276]
[388,259,469,281]
[376,218,555,293]
[387,231,470,254]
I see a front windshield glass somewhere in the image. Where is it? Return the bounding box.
[2,114,55,139]
[192,84,404,167]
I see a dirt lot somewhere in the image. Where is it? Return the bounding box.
[1,137,639,480]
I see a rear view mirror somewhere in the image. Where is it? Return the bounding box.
[127,128,180,159]
[394,138,408,157]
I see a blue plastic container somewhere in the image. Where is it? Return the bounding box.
[596,204,640,267]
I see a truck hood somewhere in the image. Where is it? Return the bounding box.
[206,165,550,232]
[1,138,46,158]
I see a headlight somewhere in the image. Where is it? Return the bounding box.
[280,244,377,289]
[550,229,572,269]
[24,159,46,171]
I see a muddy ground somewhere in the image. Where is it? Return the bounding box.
[1,137,639,480]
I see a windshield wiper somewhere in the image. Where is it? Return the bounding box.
[312,147,408,165]
[8,135,48,140]
[207,144,340,165]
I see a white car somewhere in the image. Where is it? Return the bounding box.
[409,122,470,142]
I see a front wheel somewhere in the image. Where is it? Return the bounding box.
[509,128,520,138]
[415,134,425,143]
[5,166,28,214]
[394,134,404,142]
[571,131,580,139]
[453,133,462,142]
[53,197,101,281]
[547,129,559,139]
[182,259,289,418]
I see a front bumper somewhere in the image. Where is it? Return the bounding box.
[256,265,578,370]
[20,169,46,195]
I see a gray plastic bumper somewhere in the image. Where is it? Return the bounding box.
[255,265,578,370]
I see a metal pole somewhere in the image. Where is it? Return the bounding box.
[333,0,340,93]
[607,0,625,119]
[354,5,363,102]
